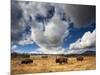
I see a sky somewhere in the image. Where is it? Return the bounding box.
[11,1,96,54]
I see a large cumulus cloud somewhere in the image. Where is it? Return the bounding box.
[11,1,70,53]
[11,1,95,54]
[69,29,96,49]
[11,1,55,43]
[31,15,69,53]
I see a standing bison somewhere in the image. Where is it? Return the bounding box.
[21,59,33,64]
[41,55,48,58]
[76,56,84,62]
[56,56,68,64]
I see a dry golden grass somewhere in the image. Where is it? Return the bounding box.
[11,55,96,75]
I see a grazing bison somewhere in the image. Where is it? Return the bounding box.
[56,56,68,64]
[41,55,48,58]
[21,59,33,64]
[76,56,84,62]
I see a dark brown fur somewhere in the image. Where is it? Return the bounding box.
[21,59,33,64]
[77,56,84,62]
[56,57,68,64]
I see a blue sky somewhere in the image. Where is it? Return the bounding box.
[63,21,95,48]
[12,21,95,53]
[11,1,96,54]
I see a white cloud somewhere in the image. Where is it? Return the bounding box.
[13,2,96,54]
[11,2,71,54]
[11,45,17,50]
[19,2,50,18]
[11,45,18,53]
[18,34,34,45]
[18,2,70,53]
[66,48,95,54]
[69,29,96,49]
[27,48,43,54]
[30,14,69,53]
[29,47,65,54]
[18,39,34,45]
[11,2,50,43]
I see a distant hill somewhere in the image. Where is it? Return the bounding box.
[81,51,96,55]
[11,50,96,58]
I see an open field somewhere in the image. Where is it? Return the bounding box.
[11,55,96,75]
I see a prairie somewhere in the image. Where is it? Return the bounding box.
[11,55,96,75]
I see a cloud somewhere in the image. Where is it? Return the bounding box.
[28,48,44,54]
[44,3,95,28]
[69,29,96,49]
[11,1,70,52]
[11,45,18,53]
[18,32,34,45]
[11,1,56,43]
[63,4,95,27]
[11,1,95,54]
[66,48,95,54]
[30,15,69,53]
[29,47,65,54]
[18,38,34,45]
[11,45,17,50]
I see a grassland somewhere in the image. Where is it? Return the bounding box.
[11,55,96,75]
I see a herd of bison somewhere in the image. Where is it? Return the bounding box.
[11,54,96,75]
[21,56,84,64]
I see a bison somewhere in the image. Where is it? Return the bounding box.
[76,56,84,62]
[21,59,33,64]
[56,56,68,64]
[41,55,48,58]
